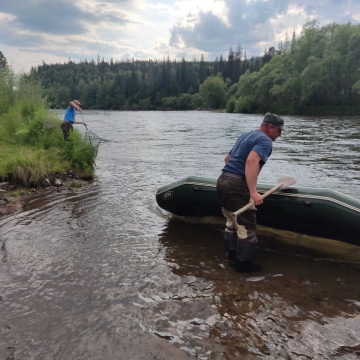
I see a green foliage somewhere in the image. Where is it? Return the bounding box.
[160,93,195,110]
[60,138,95,172]
[190,93,203,109]
[226,21,360,114]
[12,189,27,198]
[234,96,258,113]
[0,70,95,186]
[133,97,153,110]
[159,96,177,110]
[199,74,227,109]
[225,97,236,113]
[0,51,8,68]
[177,93,193,110]
[0,67,16,114]
[26,51,263,111]
[1,148,54,186]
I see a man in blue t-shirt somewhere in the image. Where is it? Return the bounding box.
[61,100,87,141]
[216,113,284,272]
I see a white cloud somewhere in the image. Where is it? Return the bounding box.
[269,4,310,45]
[1,0,360,73]
[2,46,69,73]
[173,0,229,27]
[354,12,360,22]
[0,11,16,22]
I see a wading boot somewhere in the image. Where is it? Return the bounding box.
[235,237,262,273]
[223,228,237,265]
[235,260,262,273]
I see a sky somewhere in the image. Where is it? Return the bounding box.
[1,0,360,73]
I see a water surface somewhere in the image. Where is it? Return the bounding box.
[1,111,360,359]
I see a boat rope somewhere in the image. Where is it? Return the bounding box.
[157,180,360,214]
[271,192,360,214]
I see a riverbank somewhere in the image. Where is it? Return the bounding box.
[0,172,92,217]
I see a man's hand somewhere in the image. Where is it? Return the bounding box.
[250,191,263,206]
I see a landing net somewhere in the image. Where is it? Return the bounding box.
[84,130,102,157]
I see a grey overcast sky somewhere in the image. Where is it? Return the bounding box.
[1,0,359,73]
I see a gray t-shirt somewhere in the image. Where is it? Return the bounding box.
[222,129,272,176]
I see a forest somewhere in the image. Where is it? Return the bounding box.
[23,20,360,114]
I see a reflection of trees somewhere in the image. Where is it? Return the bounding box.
[158,217,360,359]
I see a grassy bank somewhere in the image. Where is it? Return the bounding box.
[0,68,95,187]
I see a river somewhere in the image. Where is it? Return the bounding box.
[1,111,360,359]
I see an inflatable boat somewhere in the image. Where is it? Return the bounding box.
[156,176,360,246]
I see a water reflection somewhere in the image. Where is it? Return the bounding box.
[159,217,360,359]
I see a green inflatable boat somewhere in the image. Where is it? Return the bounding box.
[156,176,360,246]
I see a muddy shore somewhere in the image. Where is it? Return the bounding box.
[0,173,91,217]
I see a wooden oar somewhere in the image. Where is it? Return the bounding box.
[233,177,296,216]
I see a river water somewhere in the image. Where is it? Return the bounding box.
[1,111,360,359]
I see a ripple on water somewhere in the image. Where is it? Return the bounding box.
[1,111,360,359]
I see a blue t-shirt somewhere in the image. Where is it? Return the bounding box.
[223,129,272,176]
[64,106,76,123]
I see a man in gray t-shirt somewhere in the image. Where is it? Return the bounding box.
[216,113,284,273]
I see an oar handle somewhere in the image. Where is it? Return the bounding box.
[233,183,284,216]
[233,200,255,216]
[259,183,284,200]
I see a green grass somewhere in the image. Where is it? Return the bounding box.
[11,189,27,198]
[0,68,95,186]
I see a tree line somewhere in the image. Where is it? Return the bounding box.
[23,47,269,110]
[18,20,360,114]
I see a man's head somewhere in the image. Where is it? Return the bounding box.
[73,100,82,107]
[261,112,284,141]
[262,112,284,130]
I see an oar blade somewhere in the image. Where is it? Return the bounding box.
[277,177,296,188]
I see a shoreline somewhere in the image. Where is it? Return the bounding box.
[0,173,91,217]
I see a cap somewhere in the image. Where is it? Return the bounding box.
[263,112,284,130]
[73,100,82,106]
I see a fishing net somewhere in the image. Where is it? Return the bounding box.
[84,130,102,157]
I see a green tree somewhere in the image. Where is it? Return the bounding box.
[96,82,112,109]
[0,67,15,114]
[0,51,8,68]
[199,74,226,109]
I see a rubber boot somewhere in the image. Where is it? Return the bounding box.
[235,238,262,273]
[223,229,237,265]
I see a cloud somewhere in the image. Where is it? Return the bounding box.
[169,0,360,59]
[0,0,139,70]
[169,0,292,58]
[0,2,87,35]
[1,0,360,73]
[170,12,228,50]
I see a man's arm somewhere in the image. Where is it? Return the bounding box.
[69,102,87,128]
[245,151,263,205]
[69,101,82,112]
[73,120,87,128]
